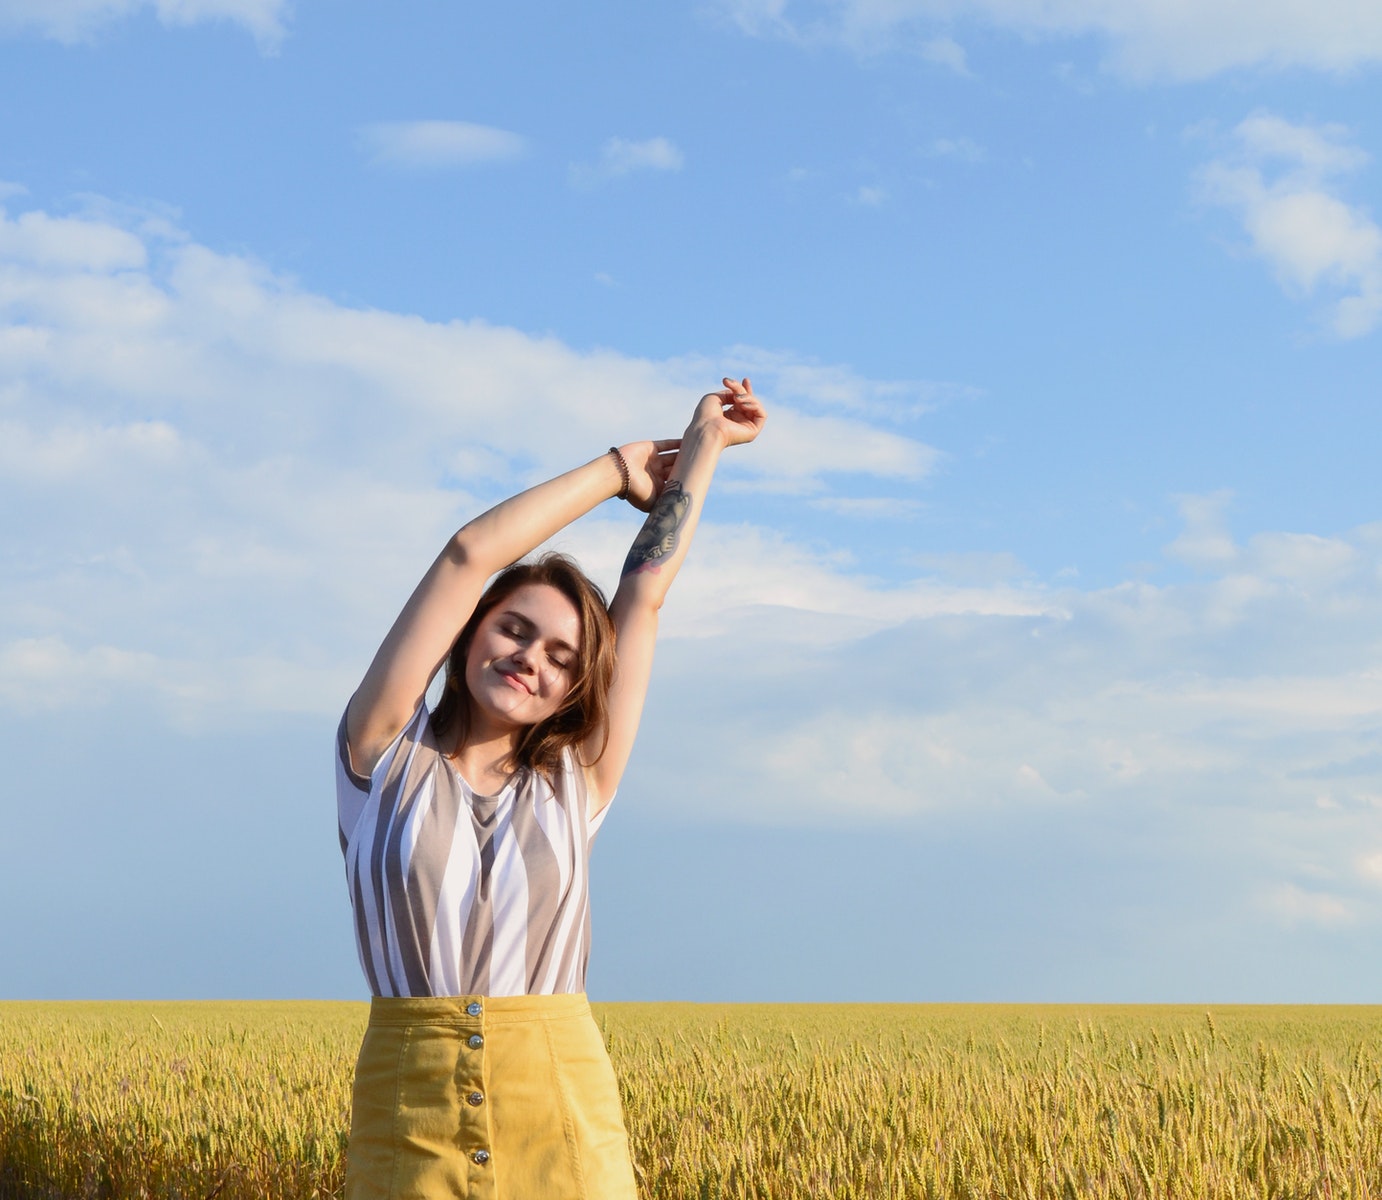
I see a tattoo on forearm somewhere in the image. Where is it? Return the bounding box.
[622,481,692,577]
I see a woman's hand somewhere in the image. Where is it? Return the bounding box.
[616,438,681,512]
[693,377,767,448]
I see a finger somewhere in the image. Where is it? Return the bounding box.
[652,438,681,452]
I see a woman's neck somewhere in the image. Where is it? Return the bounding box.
[449,722,522,795]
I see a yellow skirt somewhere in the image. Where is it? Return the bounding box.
[344,993,637,1200]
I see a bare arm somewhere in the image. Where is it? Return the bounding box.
[587,379,766,811]
[346,442,674,779]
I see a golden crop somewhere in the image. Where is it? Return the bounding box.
[1,1002,1378,1198]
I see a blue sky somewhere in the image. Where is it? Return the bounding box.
[3,0,1381,1001]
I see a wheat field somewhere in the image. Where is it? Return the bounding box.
[1,1001,1378,1199]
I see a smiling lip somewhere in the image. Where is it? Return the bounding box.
[497,668,533,695]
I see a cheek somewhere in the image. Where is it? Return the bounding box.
[544,676,575,711]
[462,639,489,690]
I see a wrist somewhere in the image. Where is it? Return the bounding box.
[682,418,729,452]
[605,446,631,501]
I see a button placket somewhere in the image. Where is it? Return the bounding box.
[458,1000,493,1190]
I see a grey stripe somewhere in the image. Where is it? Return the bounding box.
[511,772,566,990]
[401,770,463,990]
[336,712,370,791]
[545,769,593,992]
[336,714,367,854]
[349,850,383,995]
[383,753,436,996]
[370,735,419,996]
[459,795,502,994]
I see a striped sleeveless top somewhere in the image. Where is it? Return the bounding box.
[335,703,609,998]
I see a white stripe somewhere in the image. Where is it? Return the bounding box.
[532,783,573,896]
[430,822,481,996]
[486,793,530,996]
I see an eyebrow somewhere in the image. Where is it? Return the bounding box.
[498,609,579,657]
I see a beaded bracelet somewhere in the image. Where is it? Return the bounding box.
[608,446,630,501]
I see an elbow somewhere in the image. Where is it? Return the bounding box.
[617,573,670,614]
[446,528,479,570]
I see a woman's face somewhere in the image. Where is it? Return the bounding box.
[463,583,583,734]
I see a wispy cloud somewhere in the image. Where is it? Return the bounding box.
[570,137,684,186]
[1165,490,1238,569]
[928,136,985,164]
[809,496,922,518]
[711,0,1382,80]
[714,1,967,70]
[0,0,288,50]
[1196,114,1382,338]
[1261,884,1355,928]
[357,120,527,170]
[714,345,978,421]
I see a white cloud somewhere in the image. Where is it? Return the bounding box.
[716,0,967,69]
[1233,113,1369,176]
[1196,114,1382,338]
[602,137,684,174]
[571,137,684,186]
[0,0,287,48]
[0,634,355,716]
[722,406,936,491]
[918,34,967,73]
[0,193,937,722]
[1358,852,1382,885]
[1166,490,1238,569]
[716,345,977,420]
[810,496,922,518]
[1262,883,1355,927]
[0,208,147,270]
[712,0,1382,80]
[357,121,527,170]
[854,184,887,206]
[1248,532,1356,583]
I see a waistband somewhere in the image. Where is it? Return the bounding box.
[366,992,591,1028]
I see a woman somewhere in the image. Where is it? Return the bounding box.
[335,378,766,1198]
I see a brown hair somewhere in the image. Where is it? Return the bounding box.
[431,553,617,779]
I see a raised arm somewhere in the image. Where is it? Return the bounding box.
[346,443,674,779]
[587,379,766,811]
